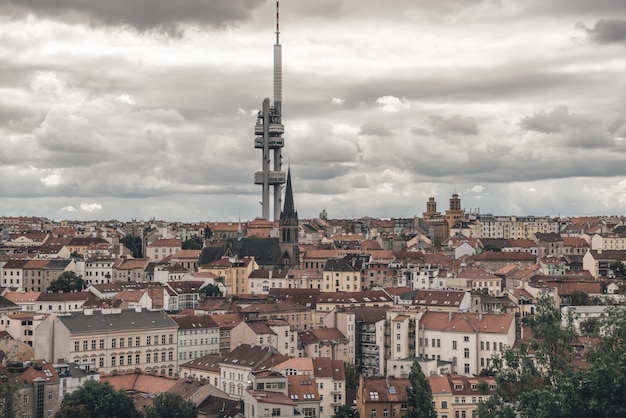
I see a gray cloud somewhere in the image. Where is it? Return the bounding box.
[583,19,626,44]
[520,106,616,149]
[0,0,264,32]
[429,114,479,136]
[358,121,392,137]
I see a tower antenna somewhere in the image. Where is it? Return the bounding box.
[276,1,280,44]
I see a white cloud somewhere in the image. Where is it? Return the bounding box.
[62,206,78,213]
[331,97,345,105]
[41,172,62,187]
[375,96,410,112]
[470,185,485,193]
[80,203,103,213]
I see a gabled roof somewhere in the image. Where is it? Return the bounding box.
[316,290,392,304]
[172,315,219,330]
[420,311,515,334]
[56,309,177,333]
[36,291,92,302]
[361,377,410,403]
[220,343,278,369]
[148,238,182,248]
[413,290,467,307]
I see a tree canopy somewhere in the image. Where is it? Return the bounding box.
[143,393,198,418]
[332,405,359,418]
[405,361,436,418]
[182,235,203,250]
[478,293,626,417]
[54,380,141,418]
[200,283,222,297]
[121,234,143,258]
[47,271,86,292]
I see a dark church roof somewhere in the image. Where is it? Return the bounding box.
[198,238,281,268]
[280,167,297,222]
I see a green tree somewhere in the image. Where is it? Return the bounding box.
[0,373,19,418]
[143,393,198,418]
[344,362,359,391]
[54,380,141,418]
[332,405,359,418]
[182,235,203,250]
[610,261,626,278]
[204,226,213,241]
[48,271,86,292]
[579,316,600,337]
[121,235,143,258]
[200,283,222,297]
[570,290,590,306]
[405,361,436,418]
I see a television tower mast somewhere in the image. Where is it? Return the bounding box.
[254,1,286,221]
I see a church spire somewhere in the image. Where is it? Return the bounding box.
[280,166,297,221]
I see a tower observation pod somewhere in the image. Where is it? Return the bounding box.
[254,1,286,221]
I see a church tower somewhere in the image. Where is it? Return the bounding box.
[279,167,299,268]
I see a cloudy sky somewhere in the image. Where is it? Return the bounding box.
[1,0,626,222]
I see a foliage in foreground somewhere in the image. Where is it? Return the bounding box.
[477,292,626,417]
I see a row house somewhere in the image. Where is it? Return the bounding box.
[284,269,324,290]
[315,290,394,317]
[538,256,568,275]
[533,232,564,258]
[356,376,411,418]
[153,263,189,283]
[112,257,150,281]
[273,357,346,418]
[9,360,62,418]
[199,256,259,295]
[0,312,47,346]
[248,268,290,294]
[450,268,502,296]
[476,215,559,240]
[590,233,626,251]
[146,238,182,262]
[178,353,222,386]
[412,289,472,312]
[237,299,314,332]
[168,249,202,271]
[7,231,49,247]
[323,255,367,292]
[210,313,244,353]
[78,258,115,285]
[3,291,40,312]
[561,237,590,255]
[470,251,537,272]
[582,250,626,278]
[429,374,497,418]
[386,308,423,363]
[231,319,296,356]
[416,311,516,376]
[172,315,220,365]
[219,343,288,399]
[298,327,351,363]
[35,291,92,313]
[502,239,538,254]
[66,237,111,257]
[167,280,204,310]
[35,308,179,376]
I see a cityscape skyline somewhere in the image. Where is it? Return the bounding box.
[1,1,625,222]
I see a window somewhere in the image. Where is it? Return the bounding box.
[162,335,166,344]
[119,338,124,348]
[111,357,116,367]
[111,338,116,348]
[136,336,141,346]
[272,408,281,416]
[99,358,104,368]
[48,391,53,400]
[74,341,80,352]
[91,340,96,350]
[464,348,470,358]
[128,337,132,347]
[465,363,470,373]
[370,410,377,418]
[441,401,448,409]
[147,336,151,345]
[169,334,174,344]
[99,339,105,349]
[464,336,469,342]
[119,356,124,366]
[453,340,457,350]
[82,341,88,350]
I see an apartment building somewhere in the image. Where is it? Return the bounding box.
[146,238,182,262]
[34,308,179,376]
[172,315,220,364]
[416,311,516,376]
[429,374,497,418]
[199,257,258,295]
